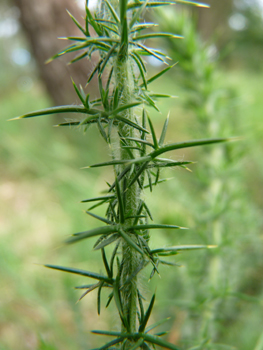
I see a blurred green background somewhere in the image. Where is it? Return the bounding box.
[1,0,263,349]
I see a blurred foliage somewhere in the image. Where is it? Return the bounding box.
[156,8,263,349]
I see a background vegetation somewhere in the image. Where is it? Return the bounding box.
[1,0,263,349]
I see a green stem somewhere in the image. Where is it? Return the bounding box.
[115,55,141,341]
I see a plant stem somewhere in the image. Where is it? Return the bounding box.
[115,55,140,339]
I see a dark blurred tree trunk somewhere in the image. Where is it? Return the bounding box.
[196,0,234,45]
[13,0,96,106]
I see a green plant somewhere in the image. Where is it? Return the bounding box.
[11,1,232,349]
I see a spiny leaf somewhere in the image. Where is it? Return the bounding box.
[110,240,120,275]
[85,159,129,169]
[143,201,153,221]
[155,331,169,337]
[130,338,144,350]
[129,0,149,29]
[140,91,159,111]
[59,36,87,42]
[66,10,86,34]
[142,333,180,350]
[69,51,89,64]
[45,43,77,63]
[122,137,154,148]
[75,284,95,289]
[145,317,171,333]
[150,137,233,158]
[87,59,103,84]
[88,199,110,211]
[133,200,144,226]
[138,290,145,323]
[134,43,169,64]
[139,293,155,332]
[91,330,123,336]
[149,160,193,169]
[97,282,104,314]
[44,265,113,284]
[94,233,120,250]
[100,43,118,74]
[141,342,152,350]
[131,52,147,89]
[86,6,103,36]
[106,66,114,92]
[102,248,111,278]
[86,210,114,225]
[128,162,149,189]
[174,0,209,7]
[151,245,216,255]
[106,292,114,308]
[133,32,183,41]
[118,2,129,60]
[118,229,144,255]
[158,114,169,146]
[159,260,181,267]
[110,101,141,117]
[105,0,120,24]
[128,1,176,10]
[113,282,129,330]
[81,194,115,203]
[147,114,159,149]
[130,224,186,230]
[108,166,131,192]
[90,337,124,350]
[10,105,92,120]
[131,23,157,33]
[141,63,177,87]
[78,282,100,302]
[150,93,176,99]
[66,225,118,244]
[97,117,108,142]
[115,115,149,133]
[154,167,160,185]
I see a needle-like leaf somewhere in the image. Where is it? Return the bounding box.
[90,337,124,350]
[150,137,231,158]
[147,114,159,150]
[105,0,120,24]
[141,63,177,87]
[81,194,115,203]
[129,338,144,350]
[139,293,155,332]
[142,333,181,350]
[130,224,185,230]
[151,245,216,255]
[118,229,144,255]
[158,114,169,146]
[45,265,113,284]
[133,32,183,41]
[10,105,92,120]
[94,233,120,250]
[66,225,118,244]
[145,317,171,333]
[86,210,114,225]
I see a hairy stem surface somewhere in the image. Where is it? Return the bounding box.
[115,56,140,340]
